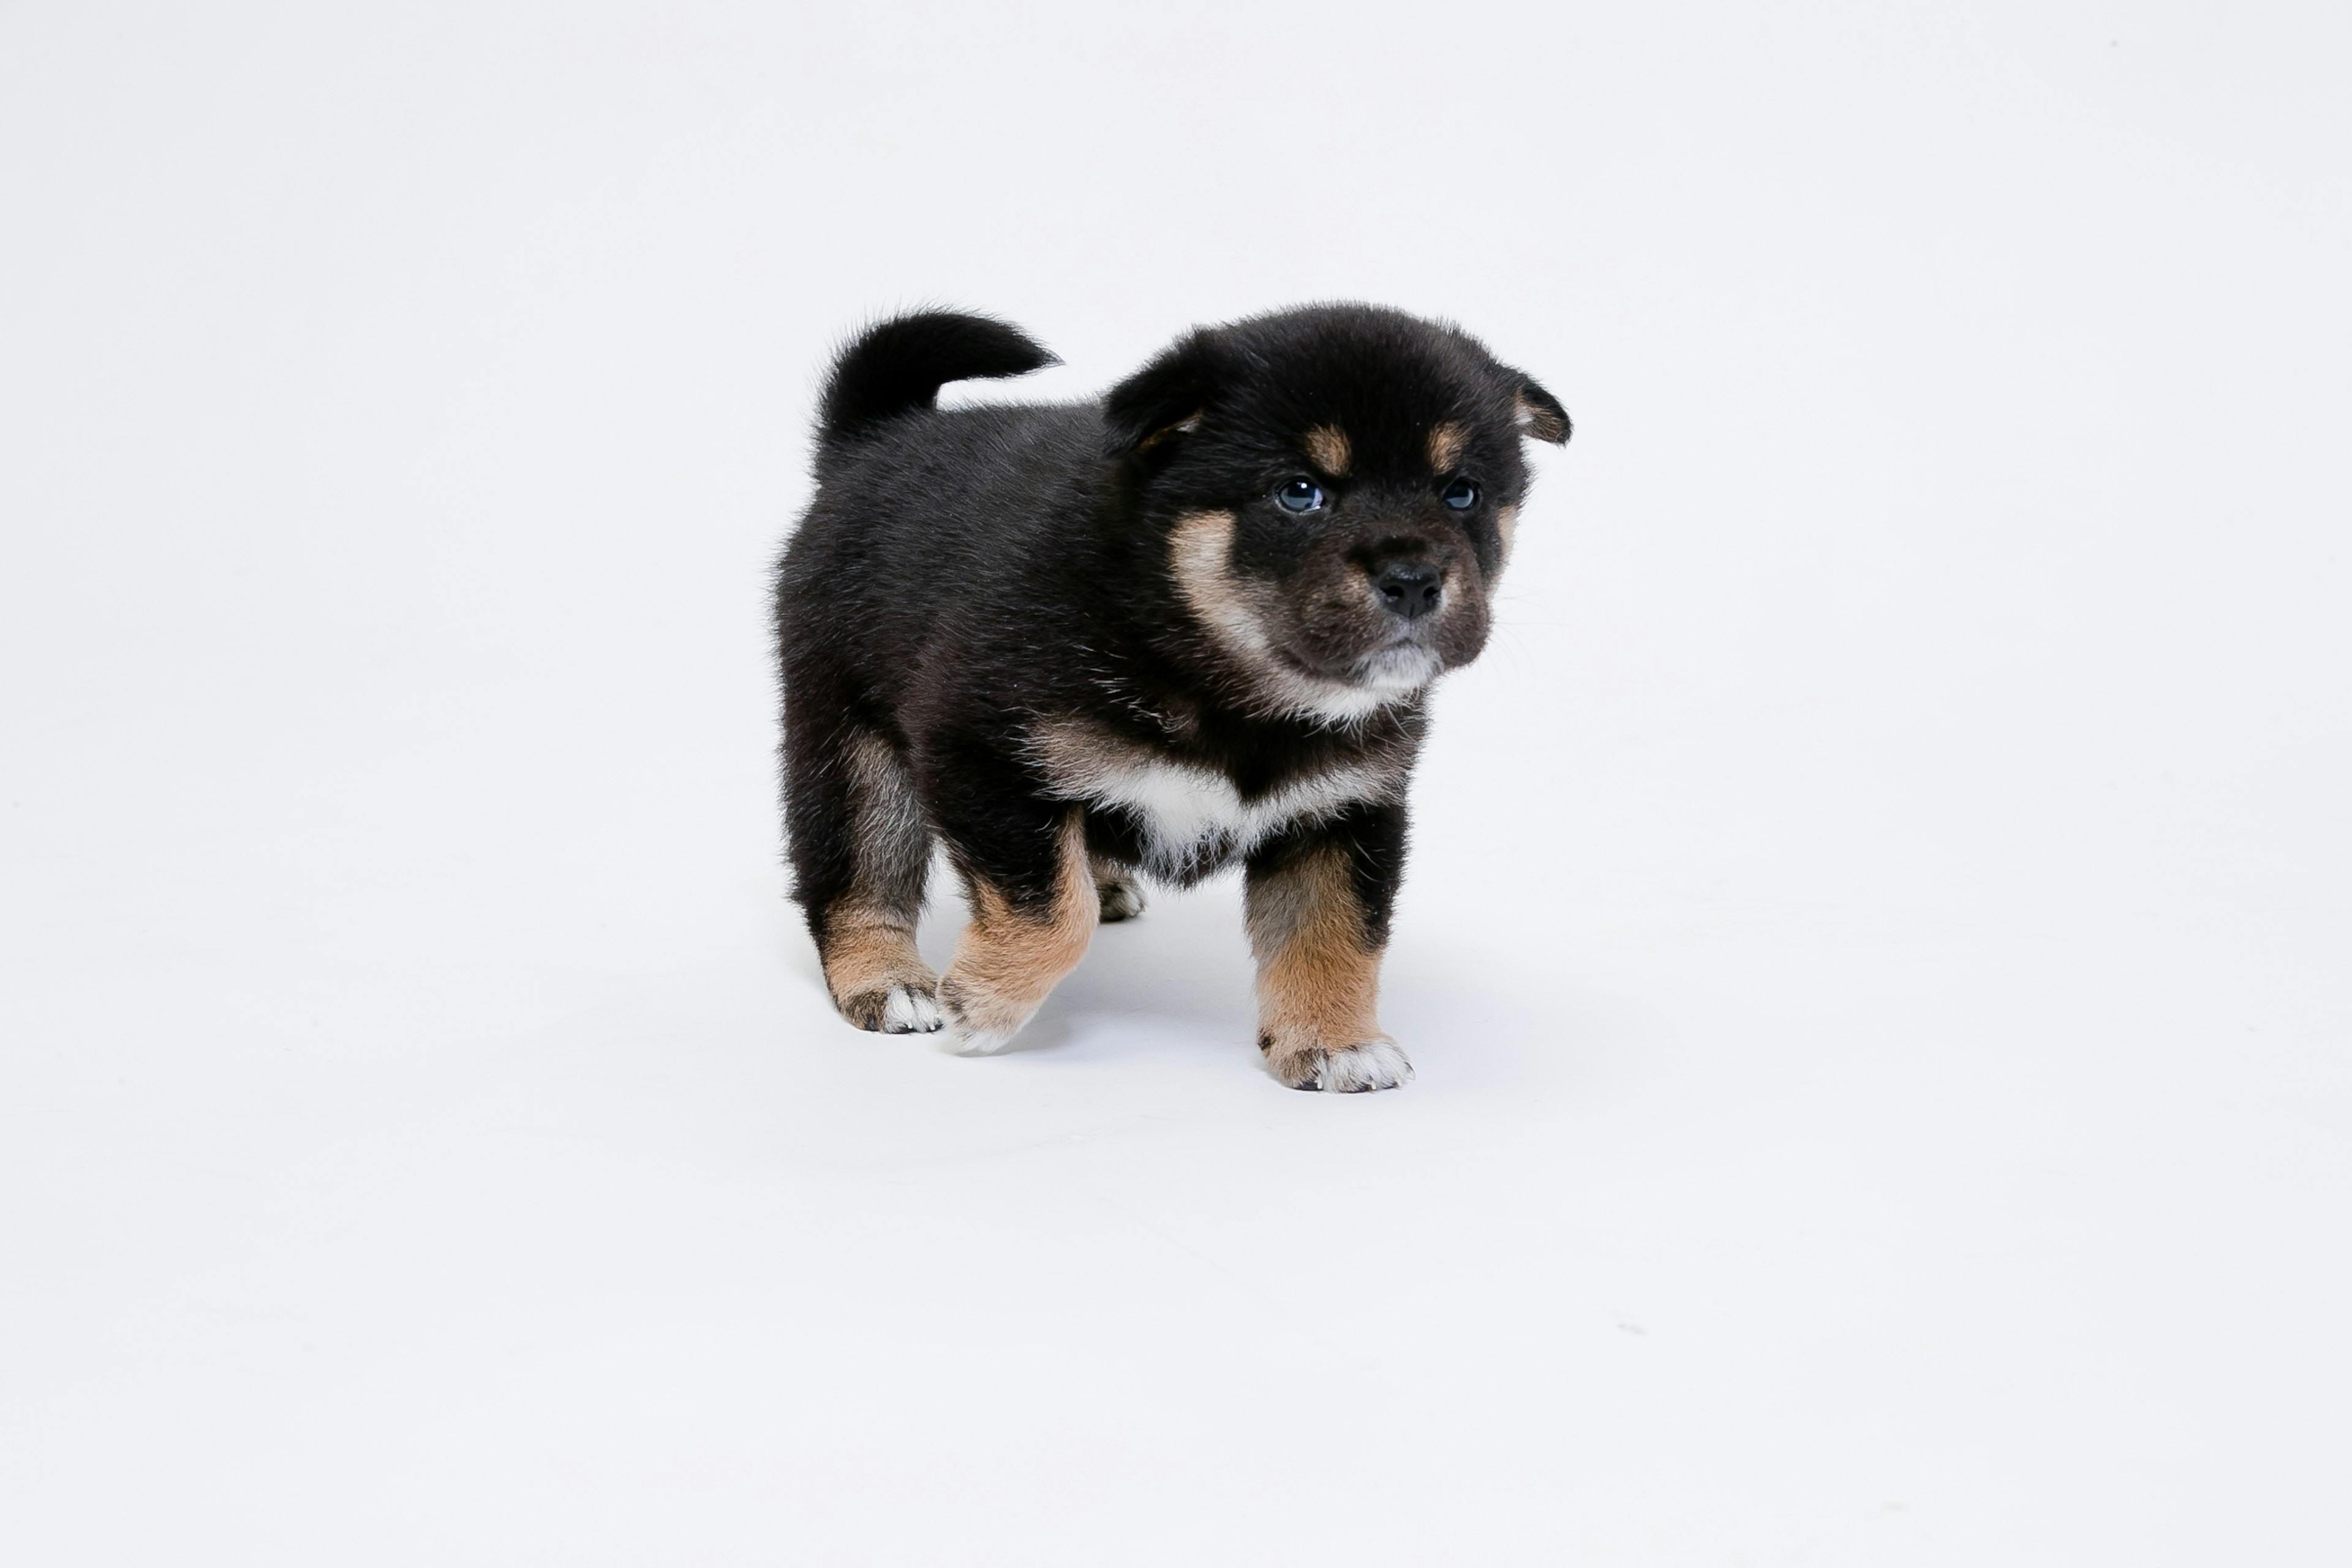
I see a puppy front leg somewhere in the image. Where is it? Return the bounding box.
[938,812,1099,1055]
[1245,810,1413,1091]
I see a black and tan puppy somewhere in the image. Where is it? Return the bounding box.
[775,304,1569,1090]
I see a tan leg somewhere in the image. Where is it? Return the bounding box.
[939,814,1099,1054]
[816,734,941,1033]
[1245,842,1413,1091]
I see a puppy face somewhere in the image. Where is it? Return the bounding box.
[1107,306,1569,722]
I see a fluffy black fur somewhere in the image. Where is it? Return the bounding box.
[775,304,1568,1088]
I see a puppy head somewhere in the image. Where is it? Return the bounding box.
[1106,304,1569,725]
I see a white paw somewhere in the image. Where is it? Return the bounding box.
[1096,880,1147,922]
[943,1020,1015,1057]
[880,986,942,1035]
[1292,1038,1415,1093]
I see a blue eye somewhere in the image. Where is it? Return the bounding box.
[1275,478,1325,513]
[1442,478,1480,510]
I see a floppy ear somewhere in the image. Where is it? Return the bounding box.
[1104,330,1225,458]
[1503,369,1572,445]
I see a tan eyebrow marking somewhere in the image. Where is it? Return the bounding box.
[1427,421,1467,472]
[1301,425,1351,477]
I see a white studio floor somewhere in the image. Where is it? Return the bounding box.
[3,4,2346,1564]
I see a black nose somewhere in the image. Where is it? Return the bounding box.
[1372,562,1442,621]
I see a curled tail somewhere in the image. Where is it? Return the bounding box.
[816,311,1057,469]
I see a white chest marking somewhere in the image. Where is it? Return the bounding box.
[1028,720,1400,877]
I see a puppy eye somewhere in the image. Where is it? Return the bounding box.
[1275,478,1326,513]
[1442,478,1480,510]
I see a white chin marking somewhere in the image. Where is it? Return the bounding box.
[880,986,942,1035]
[1300,1039,1415,1093]
[1354,645,1444,691]
[1292,682,1411,724]
[1284,649,1440,725]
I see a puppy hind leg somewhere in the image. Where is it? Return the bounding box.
[939,813,1099,1054]
[810,732,941,1033]
[1091,853,1147,923]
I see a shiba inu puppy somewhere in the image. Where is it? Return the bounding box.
[775,305,1569,1090]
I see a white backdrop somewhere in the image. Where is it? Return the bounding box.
[4,2,2346,1562]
